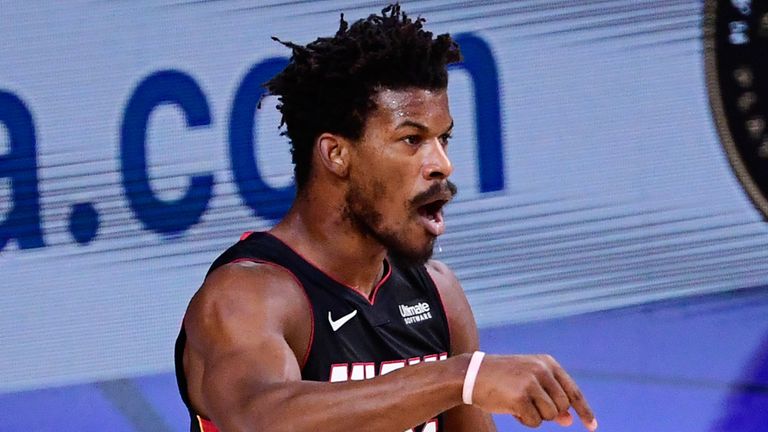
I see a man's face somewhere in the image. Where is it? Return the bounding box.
[343,87,457,266]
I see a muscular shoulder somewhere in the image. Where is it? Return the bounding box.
[425,259,466,315]
[181,261,312,420]
[425,259,462,298]
[200,260,302,300]
[425,259,456,279]
[184,261,309,355]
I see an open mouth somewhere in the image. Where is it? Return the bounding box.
[417,199,448,236]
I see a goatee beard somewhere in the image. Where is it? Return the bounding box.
[387,239,435,268]
[342,182,437,267]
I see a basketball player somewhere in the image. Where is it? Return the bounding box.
[175,4,598,432]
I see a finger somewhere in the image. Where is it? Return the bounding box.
[530,382,559,421]
[537,365,570,415]
[554,410,573,427]
[514,397,543,428]
[552,366,597,431]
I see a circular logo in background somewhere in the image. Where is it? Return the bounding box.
[704,0,768,219]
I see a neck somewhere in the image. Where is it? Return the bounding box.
[269,186,387,298]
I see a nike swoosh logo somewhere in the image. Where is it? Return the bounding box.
[328,310,358,332]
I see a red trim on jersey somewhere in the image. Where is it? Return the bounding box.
[367,261,392,305]
[264,232,392,305]
[427,269,453,356]
[197,415,219,432]
[239,231,254,241]
[227,258,315,370]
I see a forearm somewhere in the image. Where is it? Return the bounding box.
[209,354,471,432]
[443,405,497,432]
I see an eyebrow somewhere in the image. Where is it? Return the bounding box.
[395,120,454,134]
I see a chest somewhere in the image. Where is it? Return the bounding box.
[299,267,450,382]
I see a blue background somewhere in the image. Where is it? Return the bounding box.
[1,0,767,430]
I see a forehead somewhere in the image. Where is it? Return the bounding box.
[367,87,451,130]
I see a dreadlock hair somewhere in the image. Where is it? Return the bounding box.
[265,3,462,190]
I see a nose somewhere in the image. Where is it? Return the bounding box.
[422,139,453,180]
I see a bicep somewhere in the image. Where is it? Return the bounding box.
[199,331,302,425]
[183,263,308,425]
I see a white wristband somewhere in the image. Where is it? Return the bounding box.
[462,351,485,405]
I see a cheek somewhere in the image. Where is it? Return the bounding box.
[373,184,414,225]
[364,181,397,215]
[370,179,387,200]
[355,159,417,220]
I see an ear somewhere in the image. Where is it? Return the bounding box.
[316,132,350,178]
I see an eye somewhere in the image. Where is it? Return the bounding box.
[402,135,421,146]
[439,133,452,147]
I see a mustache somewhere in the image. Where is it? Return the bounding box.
[411,181,458,208]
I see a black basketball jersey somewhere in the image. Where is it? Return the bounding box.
[175,231,452,432]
